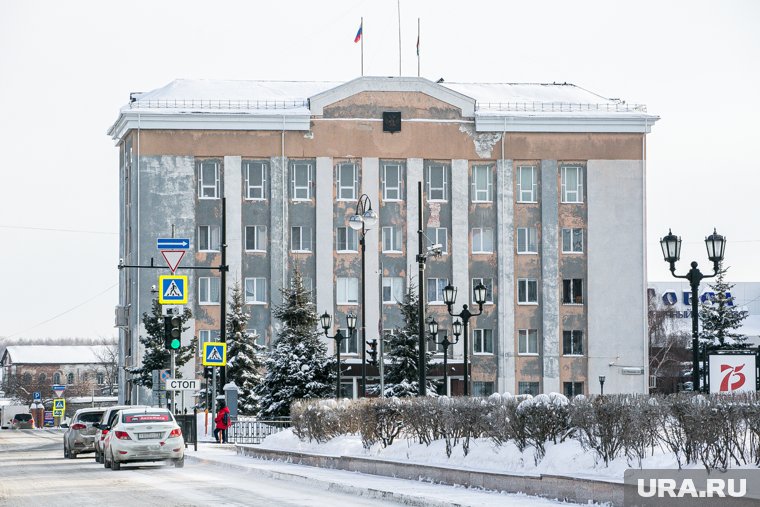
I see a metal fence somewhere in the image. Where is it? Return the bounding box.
[476,101,647,113]
[227,418,291,445]
[129,99,308,110]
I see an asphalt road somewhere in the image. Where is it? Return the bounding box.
[0,429,404,507]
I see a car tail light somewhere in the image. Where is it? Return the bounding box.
[71,423,86,431]
[114,431,131,440]
[168,428,182,438]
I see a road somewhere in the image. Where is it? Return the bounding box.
[0,429,405,507]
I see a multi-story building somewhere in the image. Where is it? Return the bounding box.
[109,76,658,404]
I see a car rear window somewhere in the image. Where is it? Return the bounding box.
[14,414,32,421]
[122,413,171,423]
[78,412,105,423]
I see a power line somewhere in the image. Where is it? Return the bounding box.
[5,283,119,338]
[0,224,117,235]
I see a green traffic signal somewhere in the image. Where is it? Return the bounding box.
[169,316,182,350]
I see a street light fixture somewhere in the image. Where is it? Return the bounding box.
[660,228,726,392]
[599,375,606,395]
[348,194,377,397]
[429,318,459,396]
[443,282,487,396]
[320,311,357,399]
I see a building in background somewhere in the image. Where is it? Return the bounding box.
[108,76,658,403]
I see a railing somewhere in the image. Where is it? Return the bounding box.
[129,99,308,110]
[477,101,647,113]
[227,417,291,444]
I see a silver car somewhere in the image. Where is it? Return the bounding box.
[63,408,105,458]
[93,404,147,463]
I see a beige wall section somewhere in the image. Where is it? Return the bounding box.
[362,158,380,344]
[135,129,644,162]
[323,91,463,120]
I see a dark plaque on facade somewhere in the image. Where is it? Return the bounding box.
[383,111,401,133]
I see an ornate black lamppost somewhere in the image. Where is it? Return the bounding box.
[660,228,726,392]
[443,282,487,396]
[428,318,460,396]
[348,194,378,397]
[320,311,357,399]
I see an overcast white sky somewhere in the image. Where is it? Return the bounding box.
[1,0,758,340]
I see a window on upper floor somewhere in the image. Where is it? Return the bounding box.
[382,277,404,304]
[517,227,538,254]
[198,225,220,252]
[244,277,267,304]
[198,161,220,199]
[518,329,539,355]
[518,278,538,304]
[426,163,448,201]
[199,277,220,304]
[473,329,494,354]
[562,278,584,304]
[471,165,493,202]
[337,162,358,200]
[336,277,359,305]
[244,160,268,200]
[563,330,584,355]
[382,226,402,253]
[561,166,584,203]
[562,228,584,253]
[472,228,494,253]
[291,162,313,200]
[472,277,494,304]
[382,162,402,201]
[291,226,313,252]
[338,328,358,354]
[245,225,267,252]
[427,227,448,255]
[516,165,537,203]
[427,277,449,304]
[336,226,359,253]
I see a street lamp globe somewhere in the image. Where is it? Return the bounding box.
[348,214,364,231]
[443,284,457,306]
[362,208,378,229]
[428,318,439,336]
[346,312,358,332]
[473,282,488,306]
[659,229,681,264]
[452,319,462,338]
[705,228,726,264]
[320,311,332,332]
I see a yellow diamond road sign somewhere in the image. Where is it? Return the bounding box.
[203,342,226,367]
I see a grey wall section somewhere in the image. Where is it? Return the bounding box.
[362,158,380,344]
[497,159,515,393]
[270,156,286,319]
[406,159,423,279]
[451,159,470,359]
[540,160,560,393]
[224,156,243,282]
[587,160,647,394]
[316,157,334,351]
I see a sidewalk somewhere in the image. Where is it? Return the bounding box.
[183,443,590,507]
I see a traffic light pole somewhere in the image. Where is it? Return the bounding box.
[170,350,176,413]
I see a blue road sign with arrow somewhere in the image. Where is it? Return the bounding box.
[157,238,190,250]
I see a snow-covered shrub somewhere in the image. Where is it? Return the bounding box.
[515,392,570,462]
[570,395,629,466]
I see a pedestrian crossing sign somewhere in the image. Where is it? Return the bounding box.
[53,398,65,416]
[203,342,226,367]
[158,275,188,304]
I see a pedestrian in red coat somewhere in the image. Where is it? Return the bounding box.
[214,400,230,444]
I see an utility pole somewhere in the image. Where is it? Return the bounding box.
[416,181,427,396]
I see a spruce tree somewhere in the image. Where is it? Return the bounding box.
[226,281,266,415]
[130,300,195,388]
[383,282,436,397]
[255,270,335,417]
[699,267,749,349]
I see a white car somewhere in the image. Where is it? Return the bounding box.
[102,408,184,470]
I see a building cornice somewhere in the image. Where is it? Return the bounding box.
[475,113,659,134]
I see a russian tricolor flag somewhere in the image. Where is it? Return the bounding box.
[354,22,363,43]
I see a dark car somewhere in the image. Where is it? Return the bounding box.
[11,413,34,430]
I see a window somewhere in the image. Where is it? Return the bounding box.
[472,228,494,253]
[471,165,493,202]
[38,373,46,383]
[427,278,449,304]
[199,277,220,304]
[337,277,359,304]
[301,277,313,295]
[382,277,404,304]
[427,227,448,254]
[563,330,584,355]
[563,382,584,398]
[22,372,32,384]
[67,372,75,384]
[517,227,538,254]
[471,277,494,304]
[198,161,220,199]
[245,225,267,251]
[473,382,495,397]
[338,328,358,354]
[518,329,539,355]
[336,227,358,252]
[427,163,448,201]
[337,162,358,200]
[518,279,538,304]
[473,329,494,354]
[562,279,584,304]
[53,372,61,385]
[427,332,447,354]
[96,372,105,385]
[81,373,88,383]
[518,381,539,396]
[292,162,313,200]
[245,277,267,304]
[244,161,267,200]
[561,166,584,203]
[291,226,312,252]
[382,162,402,200]
[198,225,220,252]
[198,329,221,353]
[562,228,584,253]
[382,226,402,252]
[517,166,537,203]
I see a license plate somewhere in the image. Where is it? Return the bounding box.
[137,432,163,440]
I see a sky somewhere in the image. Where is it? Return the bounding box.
[1,0,758,340]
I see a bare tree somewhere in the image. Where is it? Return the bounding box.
[90,338,119,395]
[648,291,690,393]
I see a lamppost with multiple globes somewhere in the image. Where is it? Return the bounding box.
[660,228,726,392]
[320,311,357,399]
[348,194,378,397]
[428,318,460,396]
[443,282,487,396]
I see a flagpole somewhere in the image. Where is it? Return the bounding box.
[417,17,420,77]
[397,0,402,76]
[361,17,364,77]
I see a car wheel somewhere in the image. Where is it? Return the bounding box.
[110,452,120,471]
[174,457,185,468]
[70,451,77,459]
[95,450,101,463]
[64,445,69,459]
[104,451,111,469]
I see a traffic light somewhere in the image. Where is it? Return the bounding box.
[366,338,378,366]
[164,315,182,350]
[203,366,213,379]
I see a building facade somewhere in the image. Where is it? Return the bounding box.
[109,77,658,404]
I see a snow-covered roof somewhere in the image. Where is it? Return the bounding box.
[1,345,112,365]
[108,77,657,141]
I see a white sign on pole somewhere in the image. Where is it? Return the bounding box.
[166,378,200,391]
[709,354,757,393]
